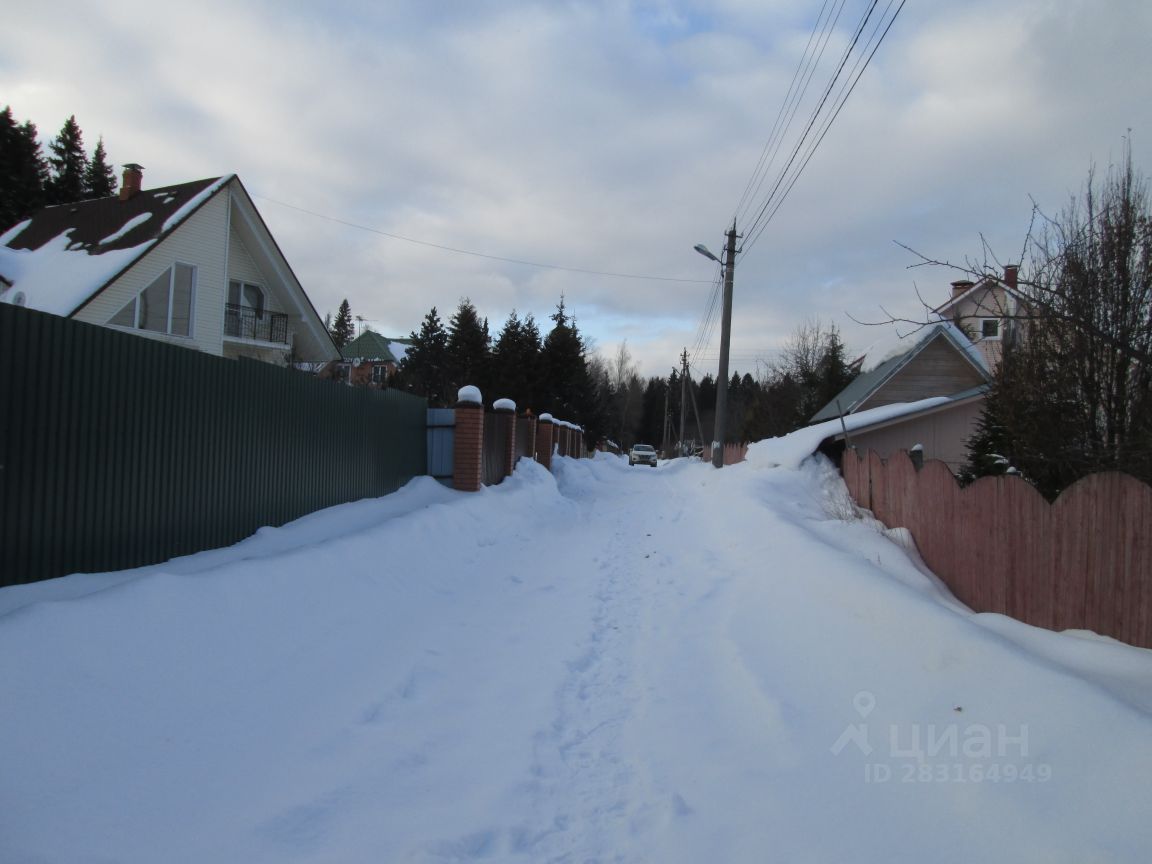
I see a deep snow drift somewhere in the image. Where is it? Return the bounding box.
[2,452,1151,863]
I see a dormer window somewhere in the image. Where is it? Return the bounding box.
[108,263,195,336]
[980,318,1001,340]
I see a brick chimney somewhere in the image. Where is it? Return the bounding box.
[119,163,144,201]
[950,279,975,297]
[1003,264,1019,290]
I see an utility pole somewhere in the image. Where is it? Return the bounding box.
[712,221,739,468]
[679,348,688,455]
[661,377,670,455]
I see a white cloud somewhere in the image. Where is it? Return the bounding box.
[3,0,1150,378]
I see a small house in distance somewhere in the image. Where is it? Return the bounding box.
[318,330,413,387]
[932,264,1030,370]
[810,321,990,472]
[0,165,339,366]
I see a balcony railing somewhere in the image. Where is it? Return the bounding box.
[224,303,289,344]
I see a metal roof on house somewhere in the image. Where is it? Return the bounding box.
[340,330,399,363]
[809,322,990,424]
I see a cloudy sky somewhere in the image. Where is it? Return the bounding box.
[4,0,1150,378]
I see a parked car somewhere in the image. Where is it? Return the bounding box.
[629,443,658,467]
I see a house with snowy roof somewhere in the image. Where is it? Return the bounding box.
[0,165,340,366]
[318,330,414,387]
[932,264,1031,370]
[809,321,992,472]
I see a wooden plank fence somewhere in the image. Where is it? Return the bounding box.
[842,448,1152,648]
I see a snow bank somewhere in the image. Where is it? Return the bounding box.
[2,450,1150,862]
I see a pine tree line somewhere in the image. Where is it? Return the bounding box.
[588,320,858,453]
[394,296,607,443]
[1,107,118,231]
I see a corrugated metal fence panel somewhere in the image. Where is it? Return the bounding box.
[482,411,508,486]
[0,304,427,587]
[426,408,455,482]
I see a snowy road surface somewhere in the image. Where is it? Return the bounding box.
[2,449,1152,862]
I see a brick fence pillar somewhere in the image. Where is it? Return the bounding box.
[453,386,484,492]
[536,413,554,470]
[493,398,517,478]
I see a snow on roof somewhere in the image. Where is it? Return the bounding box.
[493,398,516,412]
[98,212,154,246]
[160,176,230,234]
[387,340,412,362]
[1,176,230,317]
[811,322,990,424]
[747,396,956,470]
[0,234,152,316]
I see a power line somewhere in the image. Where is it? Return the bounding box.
[254,194,714,285]
[733,0,847,228]
[741,0,883,245]
[743,0,906,256]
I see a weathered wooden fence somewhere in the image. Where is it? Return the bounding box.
[0,304,427,586]
[842,448,1152,648]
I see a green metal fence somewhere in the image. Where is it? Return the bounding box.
[0,304,427,587]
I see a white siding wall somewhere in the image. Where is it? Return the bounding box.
[227,227,265,287]
[73,189,231,356]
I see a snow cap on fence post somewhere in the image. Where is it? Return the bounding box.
[493,398,517,478]
[457,385,483,406]
[453,385,484,491]
[536,413,554,470]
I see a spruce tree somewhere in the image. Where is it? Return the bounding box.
[399,306,450,405]
[330,299,355,349]
[0,107,48,230]
[446,298,490,396]
[540,296,605,442]
[84,136,117,199]
[45,115,89,205]
[491,310,542,411]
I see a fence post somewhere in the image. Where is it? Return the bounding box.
[537,413,554,470]
[453,385,484,492]
[494,398,517,478]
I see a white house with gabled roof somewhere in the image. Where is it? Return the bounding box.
[0,165,339,366]
[932,264,1031,371]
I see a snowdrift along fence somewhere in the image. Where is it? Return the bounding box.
[842,448,1152,649]
[0,304,427,586]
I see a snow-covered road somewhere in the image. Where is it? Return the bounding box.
[2,451,1151,862]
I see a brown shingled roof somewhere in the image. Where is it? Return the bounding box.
[6,177,223,255]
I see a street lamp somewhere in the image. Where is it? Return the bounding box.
[694,225,738,467]
[694,243,720,263]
